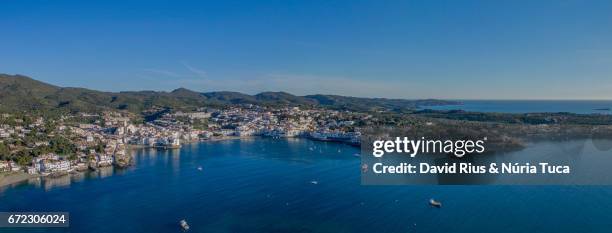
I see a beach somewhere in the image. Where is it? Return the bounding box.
[0,172,40,188]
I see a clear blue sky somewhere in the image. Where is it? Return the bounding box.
[1,0,611,99]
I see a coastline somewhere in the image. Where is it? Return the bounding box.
[0,137,280,188]
[0,172,40,188]
[127,136,253,150]
[194,136,248,143]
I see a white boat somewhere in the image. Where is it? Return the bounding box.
[429,198,442,208]
[197,166,203,171]
[310,180,318,185]
[180,219,190,231]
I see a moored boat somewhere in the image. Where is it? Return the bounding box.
[429,198,442,208]
[180,219,190,231]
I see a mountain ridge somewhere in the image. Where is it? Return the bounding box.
[0,73,459,113]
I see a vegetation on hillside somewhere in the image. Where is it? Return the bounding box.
[0,74,459,114]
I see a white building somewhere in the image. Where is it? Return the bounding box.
[9,161,21,172]
[171,138,180,147]
[41,160,71,173]
[97,154,114,166]
[27,167,37,174]
[0,161,9,172]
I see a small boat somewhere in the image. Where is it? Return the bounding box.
[353,153,360,157]
[197,166,203,171]
[180,219,190,231]
[429,198,442,208]
[361,164,368,173]
[310,180,318,185]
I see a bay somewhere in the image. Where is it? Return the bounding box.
[1,138,612,233]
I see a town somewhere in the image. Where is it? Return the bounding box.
[2,102,612,181]
[0,105,364,177]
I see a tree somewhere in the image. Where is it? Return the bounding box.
[49,136,77,156]
[11,150,32,166]
[0,143,9,160]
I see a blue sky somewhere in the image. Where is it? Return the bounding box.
[1,0,611,99]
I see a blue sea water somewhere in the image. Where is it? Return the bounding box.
[1,138,612,233]
[424,100,612,114]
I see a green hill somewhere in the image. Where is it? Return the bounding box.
[0,73,458,113]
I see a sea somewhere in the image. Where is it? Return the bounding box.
[1,138,612,233]
[423,100,612,114]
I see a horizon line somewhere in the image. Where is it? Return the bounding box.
[3,73,612,101]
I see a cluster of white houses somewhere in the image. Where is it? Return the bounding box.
[1,105,365,176]
[0,151,116,176]
[98,106,363,149]
[205,106,362,144]
[25,151,116,176]
[0,160,21,173]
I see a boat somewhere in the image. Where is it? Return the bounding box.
[361,164,368,173]
[310,180,318,185]
[197,166,203,171]
[429,198,442,208]
[179,219,190,231]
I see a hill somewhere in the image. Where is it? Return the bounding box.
[0,73,458,113]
